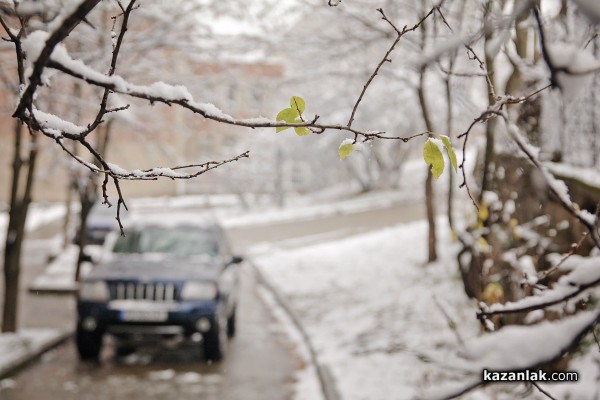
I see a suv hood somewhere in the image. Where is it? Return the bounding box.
[84,254,222,282]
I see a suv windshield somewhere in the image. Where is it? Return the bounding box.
[112,226,219,257]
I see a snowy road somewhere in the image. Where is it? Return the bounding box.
[226,201,425,253]
[1,266,298,400]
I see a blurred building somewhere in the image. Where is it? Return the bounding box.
[0,59,284,203]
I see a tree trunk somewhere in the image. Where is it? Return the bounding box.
[74,194,93,282]
[445,60,455,232]
[418,66,438,263]
[425,169,437,262]
[2,122,37,333]
[479,47,497,202]
[74,121,111,282]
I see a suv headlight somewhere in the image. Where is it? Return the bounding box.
[181,281,217,300]
[79,281,109,302]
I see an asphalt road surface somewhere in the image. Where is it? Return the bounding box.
[0,200,424,400]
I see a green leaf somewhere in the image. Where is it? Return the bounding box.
[440,135,458,173]
[423,139,444,179]
[277,107,298,123]
[276,107,299,133]
[338,140,354,160]
[294,126,310,136]
[290,96,305,114]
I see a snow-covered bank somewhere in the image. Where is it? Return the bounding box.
[253,218,479,399]
[252,218,600,400]
[0,329,71,379]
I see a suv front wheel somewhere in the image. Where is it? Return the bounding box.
[76,326,103,361]
[203,316,227,362]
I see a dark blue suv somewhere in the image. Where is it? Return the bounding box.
[76,221,241,362]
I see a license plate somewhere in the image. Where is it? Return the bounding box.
[120,310,168,322]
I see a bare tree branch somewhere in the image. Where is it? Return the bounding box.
[530,381,558,400]
[347,7,436,129]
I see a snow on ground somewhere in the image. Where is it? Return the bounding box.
[253,218,482,400]
[28,245,96,293]
[0,203,67,247]
[252,218,600,400]
[0,329,69,378]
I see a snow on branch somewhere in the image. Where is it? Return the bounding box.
[479,255,600,318]
[43,44,427,141]
[11,3,439,145]
[13,0,102,119]
[424,311,600,400]
[5,0,255,235]
[533,6,600,100]
[29,108,86,137]
[472,311,598,371]
[503,117,600,249]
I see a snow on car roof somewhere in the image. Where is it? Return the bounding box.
[124,211,220,230]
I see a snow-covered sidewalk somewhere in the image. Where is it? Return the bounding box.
[0,329,71,380]
[252,218,600,400]
[253,218,480,399]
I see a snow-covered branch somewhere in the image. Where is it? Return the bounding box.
[13,0,101,119]
[503,117,600,249]
[426,311,600,400]
[43,52,432,142]
[479,255,600,318]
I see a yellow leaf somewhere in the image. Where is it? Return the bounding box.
[483,282,504,304]
[478,237,490,252]
[478,203,489,222]
[440,135,458,173]
[338,140,354,160]
[423,139,444,179]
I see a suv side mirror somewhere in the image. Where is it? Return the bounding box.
[230,255,244,265]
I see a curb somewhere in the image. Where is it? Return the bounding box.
[251,263,341,400]
[27,286,77,295]
[0,330,73,380]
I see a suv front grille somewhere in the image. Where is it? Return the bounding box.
[109,282,179,302]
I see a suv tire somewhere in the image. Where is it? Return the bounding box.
[203,317,227,361]
[76,326,103,361]
[227,308,236,338]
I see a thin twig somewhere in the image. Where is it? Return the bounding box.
[84,0,137,138]
[537,232,588,282]
[531,382,558,400]
[533,6,558,88]
[346,7,436,128]
[478,274,600,318]
[433,295,466,350]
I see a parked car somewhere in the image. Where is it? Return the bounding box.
[83,200,128,245]
[76,219,242,362]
